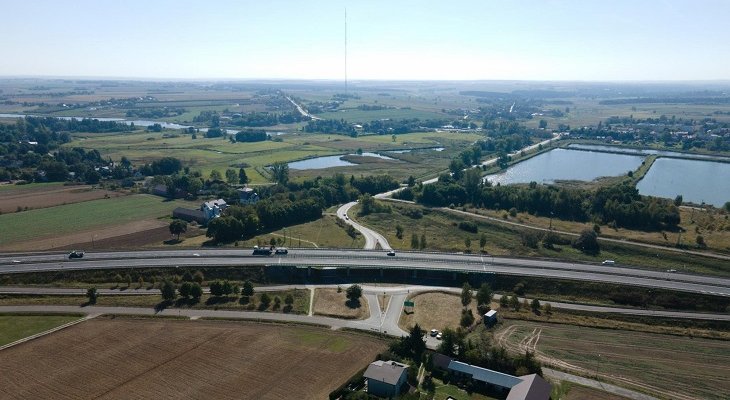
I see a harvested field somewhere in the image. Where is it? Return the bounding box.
[399,291,479,332]
[496,321,730,400]
[5,219,169,251]
[0,184,122,214]
[49,225,206,250]
[0,318,387,399]
[0,194,199,251]
[313,288,368,320]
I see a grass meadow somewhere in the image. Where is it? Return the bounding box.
[0,194,195,247]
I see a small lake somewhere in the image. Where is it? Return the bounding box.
[568,144,730,161]
[637,158,730,207]
[485,148,645,185]
[288,152,396,170]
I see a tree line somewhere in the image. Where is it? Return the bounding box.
[205,173,399,243]
[401,177,680,231]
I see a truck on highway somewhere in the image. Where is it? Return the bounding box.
[252,245,273,256]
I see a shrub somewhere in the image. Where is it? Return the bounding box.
[458,221,478,233]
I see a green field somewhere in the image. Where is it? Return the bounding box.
[68,130,483,183]
[233,214,366,249]
[0,194,196,246]
[0,314,81,346]
[355,202,730,277]
[0,182,65,192]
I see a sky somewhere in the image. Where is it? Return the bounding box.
[1,0,730,81]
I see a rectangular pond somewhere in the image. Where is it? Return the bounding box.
[484,148,645,185]
[636,157,730,207]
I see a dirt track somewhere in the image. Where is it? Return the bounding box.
[0,318,386,399]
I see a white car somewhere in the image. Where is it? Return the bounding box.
[436,333,443,340]
[601,260,615,265]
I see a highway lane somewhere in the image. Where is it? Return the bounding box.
[2,284,728,322]
[2,248,727,288]
[1,250,729,297]
[335,202,392,250]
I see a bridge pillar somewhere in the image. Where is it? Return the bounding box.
[412,270,417,279]
[346,267,350,277]
[307,267,311,277]
[380,268,384,278]
[453,272,457,280]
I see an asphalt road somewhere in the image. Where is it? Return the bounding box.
[1,249,728,297]
[336,202,392,250]
[3,283,726,321]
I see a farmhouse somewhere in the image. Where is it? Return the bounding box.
[151,184,185,198]
[237,187,260,204]
[172,198,228,225]
[363,360,409,398]
[484,310,498,326]
[433,355,550,400]
[172,207,206,224]
[202,199,227,220]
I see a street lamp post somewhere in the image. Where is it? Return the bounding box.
[549,211,554,230]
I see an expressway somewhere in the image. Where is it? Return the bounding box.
[1,249,729,297]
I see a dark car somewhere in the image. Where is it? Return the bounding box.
[275,248,288,255]
[252,246,273,256]
[68,250,85,259]
[387,250,396,256]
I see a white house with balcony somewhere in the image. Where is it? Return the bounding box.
[201,199,227,221]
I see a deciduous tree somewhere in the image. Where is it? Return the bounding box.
[169,219,188,240]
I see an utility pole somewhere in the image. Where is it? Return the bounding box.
[344,7,348,96]
[549,211,554,230]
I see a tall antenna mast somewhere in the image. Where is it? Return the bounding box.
[345,7,348,96]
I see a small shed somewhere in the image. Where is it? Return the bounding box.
[484,310,498,326]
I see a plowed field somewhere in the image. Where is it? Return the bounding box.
[0,318,386,399]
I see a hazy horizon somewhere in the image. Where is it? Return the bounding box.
[2,0,730,81]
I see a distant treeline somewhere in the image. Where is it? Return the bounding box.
[303,117,477,137]
[234,129,268,142]
[126,107,186,119]
[0,116,136,182]
[206,173,399,242]
[194,111,307,128]
[600,97,730,105]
